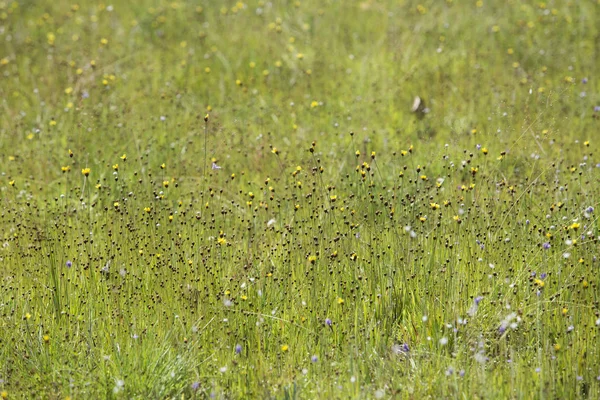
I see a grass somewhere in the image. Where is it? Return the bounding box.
[1,0,600,398]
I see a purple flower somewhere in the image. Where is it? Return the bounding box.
[66,260,73,268]
[325,318,332,327]
[582,78,588,84]
[459,370,465,377]
[595,106,600,112]
[212,162,222,170]
[586,206,594,213]
[498,325,507,334]
[476,144,481,150]
[540,272,547,279]
[474,296,483,305]
[191,381,200,391]
[311,355,318,363]
[542,242,551,250]
[235,344,242,354]
[82,90,90,99]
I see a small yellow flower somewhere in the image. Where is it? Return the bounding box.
[144,207,151,213]
[64,87,73,95]
[100,38,108,45]
[112,164,119,171]
[61,166,71,173]
[310,100,319,108]
[217,237,227,245]
[569,222,580,230]
[482,147,488,155]
[584,140,590,147]
[296,53,304,60]
[113,202,119,208]
[163,180,169,188]
[281,344,289,352]
[337,297,344,305]
[534,278,545,288]
[1,391,7,399]
[430,202,440,210]
[120,154,127,161]
[160,163,166,169]
[561,307,568,316]
[308,255,317,264]
[554,343,561,351]
[81,168,91,177]
[49,120,57,126]
[271,147,279,155]
[25,313,31,320]
[43,335,50,344]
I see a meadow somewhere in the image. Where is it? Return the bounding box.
[1,0,600,398]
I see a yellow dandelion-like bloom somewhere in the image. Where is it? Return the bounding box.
[81,168,91,177]
[337,297,344,305]
[554,343,561,351]
[120,154,127,161]
[310,101,319,108]
[61,166,71,173]
[281,344,289,352]
[112,164,119,171]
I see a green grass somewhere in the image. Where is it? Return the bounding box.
[1,0,600,398]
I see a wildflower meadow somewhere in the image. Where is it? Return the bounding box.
[1,1,600,398]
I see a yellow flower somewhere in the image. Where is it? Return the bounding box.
[1,391,7,399]
[100,38,108,45]
[43,335,50,344]
[271,147,279,155]
[430,202,440,210]
[113,202,119,208]
[61,166,71,173]
[112,164,119,171]
[160,163,166,169]
[25,313,31,320]
[64,87,73,94]
[337,297,344,305]
[554,343,561,351]
[310,101,319,108]
[49,120,57,126]
[482,147,488,155]
[569,222,580,230]
[120,154,127,161]
[163,180,169,188]
[217,237,227,245]
[144,207,151,213]
[281,344,289,352]
[81,168,91,176]
[534,278,544,288]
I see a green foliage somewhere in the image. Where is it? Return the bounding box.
[1,0,600,398]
